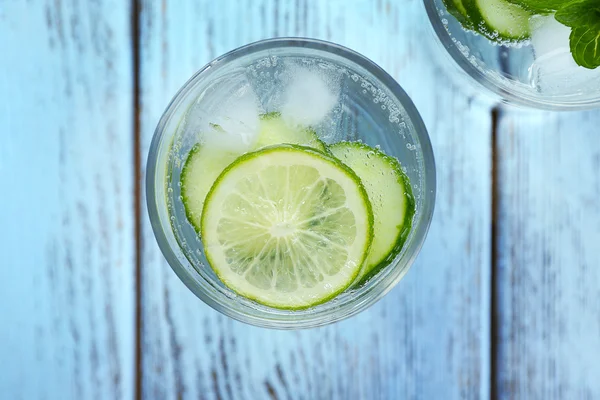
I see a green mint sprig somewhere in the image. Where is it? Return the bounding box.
[508,0,565,13]
[555,0,600,69]
[508,0,600,68]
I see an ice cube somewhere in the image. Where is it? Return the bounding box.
[530,15,600,95]
[281,67,339,127]
[194,82,262,153]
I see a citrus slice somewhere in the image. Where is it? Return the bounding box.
[329,142,415,282]
[200,144,373,309]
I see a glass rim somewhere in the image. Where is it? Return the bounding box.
[146,37,436,329]
[423,0,600,111]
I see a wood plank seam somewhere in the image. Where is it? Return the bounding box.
[132,0,143,399]
[491,106,500,400]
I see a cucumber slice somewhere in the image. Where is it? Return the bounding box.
[181,145,240,232]
[464,0,533,42]
[182,112,327,233]
[442,0,474,28]
[255,112,327,152]
[329,142,415,283]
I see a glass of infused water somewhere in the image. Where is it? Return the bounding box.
[146,38,435,328]
[425,0,600,109]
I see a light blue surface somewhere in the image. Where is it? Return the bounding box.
[1,0,599,399]
[0,1,134,399]
[496,110,600,399]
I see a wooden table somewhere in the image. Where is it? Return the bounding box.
[2,1,599,399]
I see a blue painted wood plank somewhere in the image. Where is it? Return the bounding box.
[139,0,492,399]
[0,1,135,399]
[495,109,600,399]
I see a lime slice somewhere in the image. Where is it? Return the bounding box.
[181,113,327,232]
[329,142,415,282]
[201,144,373,309]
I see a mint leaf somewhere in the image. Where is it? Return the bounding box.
[507,0,566,13]
[555,0,600,27]
[555,0,600,69]
[569,25,600,69]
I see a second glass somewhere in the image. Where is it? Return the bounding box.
[425,0,600,110]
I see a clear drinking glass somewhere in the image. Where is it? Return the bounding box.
[146,38,436,329]
[424,0,600,110]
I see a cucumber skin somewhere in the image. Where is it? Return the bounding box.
[462,0,532,42]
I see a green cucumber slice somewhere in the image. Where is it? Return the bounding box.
[181,144,240,233]
[464,0,533,42]
[329,141,415,283]
[255,112,327,152]
[182,113,327,233]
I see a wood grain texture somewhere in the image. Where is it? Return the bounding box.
[138,1,492,399]
[0,1,134,399]
[495,109,600,400]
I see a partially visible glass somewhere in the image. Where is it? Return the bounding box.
[424,0,600,110]
[146,38,435,329]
